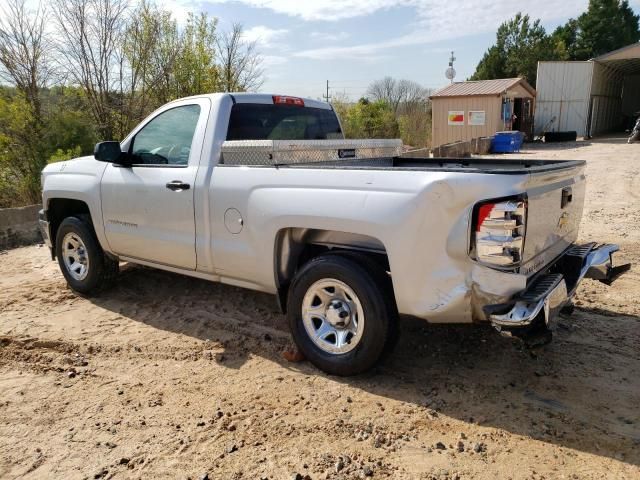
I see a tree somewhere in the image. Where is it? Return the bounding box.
[470,13,558,86]
[216,23,263,92]
[173,13,219,97]
[118,1,173,133]
[472,45,507,81]
[367,77,401,111]
[0,92,45,206]
[335,98,399,139]
[550,19,579,60]
[0,0,52,121]
[364,77,433,147]
[0,1,54,205]
[53,0,129,140]
[572,0,640,59]
[367,77,429,114]
[0,0,267,207]
[130,4,181,106]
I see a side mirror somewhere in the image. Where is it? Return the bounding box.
[94,141,129,165]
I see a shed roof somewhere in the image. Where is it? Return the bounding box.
[430,78,535,98]
[594,42,640,75]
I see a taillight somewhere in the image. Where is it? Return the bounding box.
[472,197,526,267]
[272,95,304,106]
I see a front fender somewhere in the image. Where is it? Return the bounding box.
[42,157,110,252]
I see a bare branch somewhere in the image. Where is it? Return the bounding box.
[0,0,54,118]
[216,23,264,92]
[52,0,129,139]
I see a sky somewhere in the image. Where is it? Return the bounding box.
[7,0,640,100]
[172,0,640,100]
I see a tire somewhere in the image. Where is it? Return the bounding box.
[287,254,396,376]
[544,131,577,143]
[55,216,119,294]
[326,251,400,357]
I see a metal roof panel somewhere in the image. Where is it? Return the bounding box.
[430,78,535,98]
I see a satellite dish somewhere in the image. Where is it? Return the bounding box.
[445,67,456,81]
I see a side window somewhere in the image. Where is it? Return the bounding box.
[130,105,201,166]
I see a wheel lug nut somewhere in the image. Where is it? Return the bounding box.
[334,301,342,308]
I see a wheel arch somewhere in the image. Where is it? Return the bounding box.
[46,198,92,258]
[273,227,392,313]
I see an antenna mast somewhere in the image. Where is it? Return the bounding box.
[445,51,456,84]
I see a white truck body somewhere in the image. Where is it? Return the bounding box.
[40,93,628,375]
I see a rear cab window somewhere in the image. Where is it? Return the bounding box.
[226,103,343,141]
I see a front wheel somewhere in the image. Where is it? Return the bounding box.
[287,254,396,376]
[55,216,118,294]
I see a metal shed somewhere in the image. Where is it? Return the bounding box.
[535,43,640,138]
[430,78,536,148]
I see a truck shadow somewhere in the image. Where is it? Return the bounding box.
[89,263,640,467]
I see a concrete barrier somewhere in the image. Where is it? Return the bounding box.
[432,141,471,158]
[432,137,495,157]
[0,204,42,250]
[472,137,494,155]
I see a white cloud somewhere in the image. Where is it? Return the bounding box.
[168,1,640,60]
[244,25,289,47]
[261,54,288,67]
[156,0,194,25]
[310,31,350,42]
[209,0,407,21]
[291,0,594,59]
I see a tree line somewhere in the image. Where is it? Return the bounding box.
[471,0,640,86]
[0,0,262,207]
[333,77,433,151]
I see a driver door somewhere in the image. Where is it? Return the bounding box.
[101,98,210,269]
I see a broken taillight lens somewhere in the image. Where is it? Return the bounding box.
[473,197,527,267]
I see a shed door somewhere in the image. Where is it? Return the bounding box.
[535,62,593,137]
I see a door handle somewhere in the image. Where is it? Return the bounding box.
[166,180,190,191]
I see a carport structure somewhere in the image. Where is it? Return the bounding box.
[535,42,640,138]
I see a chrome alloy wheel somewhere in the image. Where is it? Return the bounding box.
[61,232,90,281]
[301,279,365,354]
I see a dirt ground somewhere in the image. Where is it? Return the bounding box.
[1,136,639,480]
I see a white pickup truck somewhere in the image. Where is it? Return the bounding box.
[40,93,629,375]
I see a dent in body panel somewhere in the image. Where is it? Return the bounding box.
[385,170,529,323]
[206,162,578,325]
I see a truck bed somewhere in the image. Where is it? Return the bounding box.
[237,156,587,175]
[219,139,585,174]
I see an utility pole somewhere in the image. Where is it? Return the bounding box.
[322,80,331,102]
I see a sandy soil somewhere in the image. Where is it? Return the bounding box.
[1,136,639,480]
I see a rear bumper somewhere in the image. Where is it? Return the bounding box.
[484,243,630,331]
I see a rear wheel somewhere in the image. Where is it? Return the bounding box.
[56,216,118,294]
[287,254,396,376]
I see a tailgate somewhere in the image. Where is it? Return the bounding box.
[520,163,586,276]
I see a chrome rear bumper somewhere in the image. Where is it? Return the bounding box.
[485,243,630,331]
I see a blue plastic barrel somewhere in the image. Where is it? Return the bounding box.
[491,131,525,153]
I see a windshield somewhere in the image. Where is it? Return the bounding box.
[226,103,343,141]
